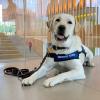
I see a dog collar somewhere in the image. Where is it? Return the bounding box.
[47,46,86,62]
[52,45,69,50]
[48,43,69,50]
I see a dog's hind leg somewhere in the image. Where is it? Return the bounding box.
[86,51,94,67]
[83,45,94,67]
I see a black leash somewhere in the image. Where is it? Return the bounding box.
[19,53,48,79]
[52,45,69,50]
[3,53,48,79]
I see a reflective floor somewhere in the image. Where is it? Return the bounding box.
[0,56,100,100]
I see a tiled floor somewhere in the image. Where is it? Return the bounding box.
[0,56,100,100]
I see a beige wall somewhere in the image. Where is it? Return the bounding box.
[15,9,48,36]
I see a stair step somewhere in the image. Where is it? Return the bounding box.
[1,43,16,46]
[0,33,22,59]
[0,45,14,47]
[1,40,11,43]
[0,49,18,51]
[0,54,22,59]
[0,52,21,55]
[0,50,20,54]
[0,46,17,50]
[1,43,15,46]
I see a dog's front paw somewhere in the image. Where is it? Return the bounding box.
[22,76,36,86]
[43,77,57,88]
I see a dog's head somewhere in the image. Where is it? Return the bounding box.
[47,14,80,43]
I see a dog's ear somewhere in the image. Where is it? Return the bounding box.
[46,16,55,31]
[74,19,81,35]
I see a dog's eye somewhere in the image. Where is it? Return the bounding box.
[55,19,60,22]
[67,21,72,24]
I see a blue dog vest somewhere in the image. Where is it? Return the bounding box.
[47,46,86,62]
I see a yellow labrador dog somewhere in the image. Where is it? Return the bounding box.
[22,14,94,87]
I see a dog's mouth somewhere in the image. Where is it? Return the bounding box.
[55,34,69,41]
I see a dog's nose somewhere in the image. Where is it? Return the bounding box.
[58,25,65,31]
[58,25,65,35]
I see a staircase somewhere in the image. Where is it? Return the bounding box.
[9,35,40,58]
[0,33,22,59]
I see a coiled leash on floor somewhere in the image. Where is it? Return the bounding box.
[3,53,48,79]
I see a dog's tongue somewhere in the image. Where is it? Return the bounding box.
[57,35,64,39]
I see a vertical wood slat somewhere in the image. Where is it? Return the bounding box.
[19,0,100,48]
